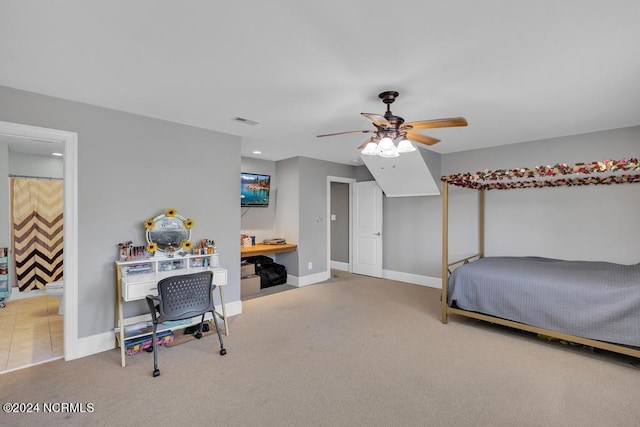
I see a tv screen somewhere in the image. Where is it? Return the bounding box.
[241,172,271,207]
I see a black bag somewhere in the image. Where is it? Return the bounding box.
[242,255,287,288]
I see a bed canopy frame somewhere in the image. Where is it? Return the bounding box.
[441,157,640,358]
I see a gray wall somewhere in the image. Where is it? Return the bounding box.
[0,85,241,339]
[355,165,374,182]
[330,182,349,263]
[274,157,300,276]
[250,156,357,278]
[297,157,356,275]
[419,147,442,192]
[384,195,442,275]
[240,157,277,243]
[273,157,357,278]
[382,148,443,275]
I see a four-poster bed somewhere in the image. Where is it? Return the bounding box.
[441,158,640,358]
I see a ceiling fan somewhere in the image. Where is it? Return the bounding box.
[317,91,467,157]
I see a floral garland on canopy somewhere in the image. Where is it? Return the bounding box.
[442,158,640,190]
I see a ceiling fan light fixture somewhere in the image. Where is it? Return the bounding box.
[378,137,395,152]
[317,90,467,159]
[380,148,400,158]
[396,137,416,153]
[361,142,379,155]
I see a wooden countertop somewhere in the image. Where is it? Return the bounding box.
[241,243,297,256]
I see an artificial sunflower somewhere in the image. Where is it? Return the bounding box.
[146,242,158,253]
[144,218,155,230]
[181,240,193,250]
[183,218,195,229]
[165,207,177,217]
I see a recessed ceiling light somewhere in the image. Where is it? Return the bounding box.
[252,151,262,155]
[52,152,63,157]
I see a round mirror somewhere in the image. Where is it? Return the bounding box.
[146,213,191,252]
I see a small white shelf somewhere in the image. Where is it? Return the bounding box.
[120,315,215,342]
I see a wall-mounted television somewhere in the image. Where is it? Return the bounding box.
[241,172,271,207]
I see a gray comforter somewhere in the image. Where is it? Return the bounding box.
[447,257,640,347]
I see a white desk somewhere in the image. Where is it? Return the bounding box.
[114,253,228,367]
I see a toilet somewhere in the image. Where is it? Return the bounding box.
[45,281,64,315]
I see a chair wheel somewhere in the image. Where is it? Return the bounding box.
[145,347,154,353]
[194,331,202,339]
[153,369,160,377]
[220,348,227,356]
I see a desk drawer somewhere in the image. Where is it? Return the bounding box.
[122,268,227,302]
[212,268,227,286]
[125,281,157,301]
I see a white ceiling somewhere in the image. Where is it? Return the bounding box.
[1,1,639,164]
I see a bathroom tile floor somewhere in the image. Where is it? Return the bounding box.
[0,295,63,374]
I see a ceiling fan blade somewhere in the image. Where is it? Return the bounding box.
[402,117,468,130]
[317,130,371,138]
[405,131,441,146]
[361,113,390,127]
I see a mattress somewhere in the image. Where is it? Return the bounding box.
[447,256,640,347]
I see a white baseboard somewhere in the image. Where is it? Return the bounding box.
[382,269,441,289]
[76,331,115,359]
[72,299,243,360]
[11,287,46,300]
[330,261,349,271]
[288,270,331,287]
[290,269,440,289]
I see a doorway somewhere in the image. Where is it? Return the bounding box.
[352,180,383,278]
[1,174,64,372]
[0,120,78,367]
[327,177,355,275]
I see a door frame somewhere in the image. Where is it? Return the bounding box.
[0,120,79,361]
[326,176,355,274]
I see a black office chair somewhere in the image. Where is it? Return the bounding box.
[146,271,227,377]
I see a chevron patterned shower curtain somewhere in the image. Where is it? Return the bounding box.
[11,178,64,292]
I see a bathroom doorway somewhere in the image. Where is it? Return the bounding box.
[1,145,64,372]
[0,120,78,372]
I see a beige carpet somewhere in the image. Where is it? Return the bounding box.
[1,270,639,426]
[165,320,219,347]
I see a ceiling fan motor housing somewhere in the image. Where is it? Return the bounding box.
[379,91,404,126]
[379,91,399,104]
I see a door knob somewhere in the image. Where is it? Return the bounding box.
[374,232,381,236]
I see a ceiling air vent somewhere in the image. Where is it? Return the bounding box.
[232,117,259,126]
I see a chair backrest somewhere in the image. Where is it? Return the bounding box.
[156,271,215,321]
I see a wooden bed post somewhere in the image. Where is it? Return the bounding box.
[478,189,485,258]
[441,180,449,324]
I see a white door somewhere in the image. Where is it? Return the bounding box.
[353,181,383,277]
